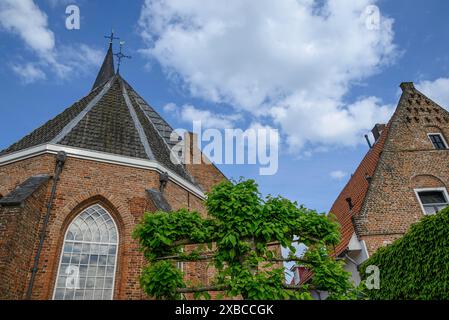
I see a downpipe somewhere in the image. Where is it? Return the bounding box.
[25,151,67,300]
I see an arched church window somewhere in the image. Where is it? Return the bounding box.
[53,204,118,300]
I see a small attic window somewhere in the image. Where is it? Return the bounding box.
[428,133,448,150]
[415,189,449,215]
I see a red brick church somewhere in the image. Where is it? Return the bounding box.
[0,42,225,300]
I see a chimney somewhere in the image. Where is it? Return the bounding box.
[371,123,385,142]
[400,82,415,93]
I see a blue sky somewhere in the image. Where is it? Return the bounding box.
[2,0,449,214]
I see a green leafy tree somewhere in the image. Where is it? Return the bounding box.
[360,206,449,300]
[133,179,356,300]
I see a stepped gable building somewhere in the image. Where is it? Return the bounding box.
[292,82,449,287]
[0,42,225,300]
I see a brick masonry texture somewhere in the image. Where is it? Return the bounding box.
[334,82,449,257]
[0,152,224,300]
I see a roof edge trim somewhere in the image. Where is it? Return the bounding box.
[0,143,205,199]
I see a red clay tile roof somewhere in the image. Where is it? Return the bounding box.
[330,123,389,257]
[295,124,390,286]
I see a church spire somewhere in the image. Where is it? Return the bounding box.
[91,31,118,90]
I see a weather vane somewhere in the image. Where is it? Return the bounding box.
[104,29,120,44]
[114,41,131,74]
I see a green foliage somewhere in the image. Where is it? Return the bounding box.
[134,178,356,300]
[360,207,449,300]
[140,261,185,300]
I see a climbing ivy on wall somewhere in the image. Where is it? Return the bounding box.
[360,206,449,300]
[133,179,357,300]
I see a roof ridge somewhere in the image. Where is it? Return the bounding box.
[0,81,107,156]
[121,79,178,146]
[120,78,198,186]
[120,78,156,161]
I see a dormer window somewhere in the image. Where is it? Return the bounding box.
[428,133,448,150]
[415,188,449,215]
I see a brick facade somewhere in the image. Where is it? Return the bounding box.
[328,82,449,276]
[0,152,223,300]
[355,83,449,255]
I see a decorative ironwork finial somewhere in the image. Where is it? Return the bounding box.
[104,29,120,44]
[114,41,131,74]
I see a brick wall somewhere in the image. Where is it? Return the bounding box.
[0,178,50,299]
[0,153,213,300]
[356,83,449,255]
[184,132,227,194]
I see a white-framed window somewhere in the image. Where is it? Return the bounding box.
[428,133,448,150]
[53,204,119,300]
[293,268,301,285]
[415,188,449,215]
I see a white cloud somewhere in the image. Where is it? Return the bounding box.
[0,0,55,54]
[272,95,393,150]
[0,0,102,82]
[163,102,178,113]
[181,105,241,129]
[166,103,241,129]
[330,170,347,180]
[11,63,46,84]
[54,44,104,78]
[138,0,398,153]
[46,0,76,8]
[416,78,449,110]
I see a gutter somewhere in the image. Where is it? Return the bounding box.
[25,151,67,300]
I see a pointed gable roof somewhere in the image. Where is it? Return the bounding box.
[0,47,195,186]
[331,81,449,257]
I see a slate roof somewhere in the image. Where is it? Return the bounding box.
[0,46,194,185]
[92,43,115,91]
[0,174,51,207]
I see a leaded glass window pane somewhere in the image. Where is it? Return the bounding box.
[429,134,447,150]
[53,204,118,300]
[418,190,449,215]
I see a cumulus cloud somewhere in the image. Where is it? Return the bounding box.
[46,0,76,8]
[0,0,55,54]
[330,170,347,180]
[416,78,449,110]
[138,0,398,153]
[11,63,46,83]
[165,103,241,129]
[0,0,102,83]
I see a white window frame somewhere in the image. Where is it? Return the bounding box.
[293,268,301,285]
[427,133,448,150]
[414,187,449,216]
[52,204,119,300]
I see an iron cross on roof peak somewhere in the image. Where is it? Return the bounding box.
[104,29,120,44]
[114,41,131,74]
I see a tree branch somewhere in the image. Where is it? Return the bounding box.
[175,284,314,293]
[268,258,310,263]
[176,285,229,293]
[155,253,215,262]
[170,235,321,248]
